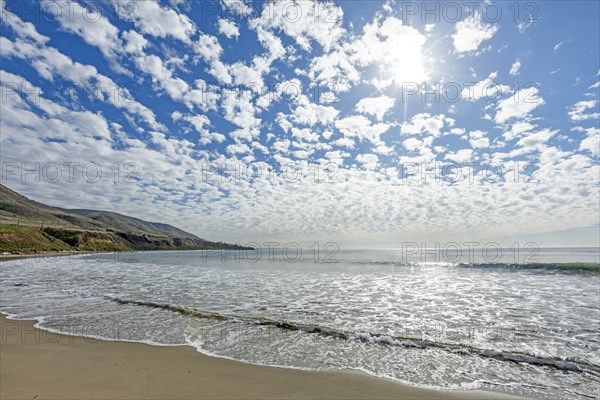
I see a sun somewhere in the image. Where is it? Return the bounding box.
[370,20,429,88]
[391,43,427,85]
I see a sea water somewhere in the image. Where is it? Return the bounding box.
[1,248,599,399]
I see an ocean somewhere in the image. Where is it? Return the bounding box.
[1,247,599,399]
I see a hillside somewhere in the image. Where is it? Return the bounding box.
[0,184,105,230]
[56,208,203,240]
[0,184,249,253]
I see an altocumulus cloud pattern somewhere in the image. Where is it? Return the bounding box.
[0,0,599,245]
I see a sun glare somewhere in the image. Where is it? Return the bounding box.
[368,20,428,88]
[393,45,427,85]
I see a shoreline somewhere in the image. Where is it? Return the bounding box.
[0,250,117,262]
[0,314,529,400]
[0,248,243,263]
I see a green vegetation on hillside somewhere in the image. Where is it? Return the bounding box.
[0,225,72,253]
[42,227,130,252]
[0,224,251,254]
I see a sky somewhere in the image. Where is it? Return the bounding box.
[0,0,599,248]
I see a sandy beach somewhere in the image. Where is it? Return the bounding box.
[0,315,528,400]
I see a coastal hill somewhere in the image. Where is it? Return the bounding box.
[0,184,249,253]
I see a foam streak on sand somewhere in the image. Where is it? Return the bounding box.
[110,297,600,376]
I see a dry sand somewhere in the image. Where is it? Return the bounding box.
[0,315,528,399]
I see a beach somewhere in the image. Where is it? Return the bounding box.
[2,249,597,399]
[0,315,528,400]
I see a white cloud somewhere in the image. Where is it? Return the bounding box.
[308,49,361,93]
[503,121,535,140]
[513,129,556,154]
[495,87,545,124]
[509,59,521,76]
[254,27,285,63]
[400,113,449,137]
[0,70,111,140]
[195,34,223,61]
[355,154,379,170]
[0,1,49,44]
[218,19,240,38]
[176,114,226,145]
[577,127,599,156]
[122,30,148,54]
[113,0,195,42]
[221,0,253,17]
[355,95,395,121]
[0,27,162,130]
[445,149,474,162]
[252,0,345,52]
[335,115,390,144]
[352,16,427,88]
[272,139,290,154]
[553,39,571,53]
[332,137,355,149]
[193,34,236,85]
[207,60,233,85]
[221,95,261,134]
[324,150,349,163]
[568,100,600,122]
[43,1,122,60]
[291,96,339,126]
[307,15,427,93]
[461,72,510,102]
[134,54,189,101]
[229,62,265,90]
[226,143,251,155]
[293,150,312,159]
[452,12,499,53]
[469,130,489,148]
[291,127,319,142]
[403,137,422,152]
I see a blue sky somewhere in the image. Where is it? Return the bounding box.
[0,0,599,247]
